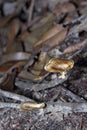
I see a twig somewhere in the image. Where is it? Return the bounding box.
[16,76,67,91]
[44,102,87,114]
[1,101,87,114]
[60,87,86,102]
[0,102,20,109]
[68,16,87,36]
[0,89,33,102]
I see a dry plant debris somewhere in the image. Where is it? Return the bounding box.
[0,0,87,129]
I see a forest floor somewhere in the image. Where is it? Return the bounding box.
[0,0,87,129]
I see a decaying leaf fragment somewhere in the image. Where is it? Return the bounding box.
[0,18,21,54]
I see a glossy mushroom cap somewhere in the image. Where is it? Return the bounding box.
[44,58,74,73]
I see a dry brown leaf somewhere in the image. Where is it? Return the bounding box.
[34,27,67,54]
[22,14,56,52]
[33,24,63,49]
[0,15,13,28]
[7,19,20,52]
[18,70,42,81]
[0,52,30,76]
[54,2,76,16]
[0,61,18,73]
[0,61,26,75]
[0,68,17,91]
[18,31,29,42]
[0,61,27,91]
[31,52,48,71]
[30,13,54,31]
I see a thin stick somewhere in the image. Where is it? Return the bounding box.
[60,87,86,102]
[16,76,67,91]
[0,89,33,102]
[0,102,20,109]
